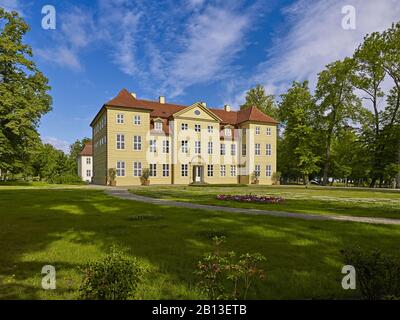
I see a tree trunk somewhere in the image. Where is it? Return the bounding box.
[397,143,400,189]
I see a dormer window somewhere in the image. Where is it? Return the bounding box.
[224,128,231,136]
[154,122,163,131]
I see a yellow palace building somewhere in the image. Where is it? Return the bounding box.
[90,89,278,186]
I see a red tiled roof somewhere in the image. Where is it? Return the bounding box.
[102,89,278,126]
[80,141,92,156]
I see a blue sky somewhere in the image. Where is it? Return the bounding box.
[1,0,400,152]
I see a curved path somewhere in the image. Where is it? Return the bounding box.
[105,189,400,226]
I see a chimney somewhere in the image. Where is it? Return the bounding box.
[224,104,231,112]
[131,92,137,99]
[159,96,165,104]
[201,102,207,107]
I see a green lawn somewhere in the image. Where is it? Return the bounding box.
[0,187,400,299]
[129,185,400,219]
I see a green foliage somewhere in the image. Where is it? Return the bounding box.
[0,9,52,174]
[341,247,400,300]
[240,84,278,119]
[140,168,150,184]
[196,236,266,300]
[79,246,144,300]
[108,168,117,182]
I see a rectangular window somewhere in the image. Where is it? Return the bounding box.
[86,157,91,165]
[163,164,169,177]
[162,140,169,153]
[133,136,142,151]
[116,114,124,124]
[86,170,91,177]
[255,143,261,155]
[149,164,157,177]
[266,165,272,177]
[181,164,188,177]
[231,165,236,177]
[224,128,231,136]
[231,144,236,156]
[116,161,125,177]
[195,141,201,154]
[149,140,157,153]
[266,144,272,156]
[220,143,226,155]
[133,161,142,177]
[207,125,214,133]
[154,122,162,131]
[266,127,272,136]
[181,123,188,130]
[255,126,260,135]
[255,165,261,177]
[134,115,141,125]
[195,124,201,132]
[242,144,246,156]
[220,165,226,177]
[181,140,188,153]
[208,165,214,177]
[116,134,125,149]
[208,142,213,154]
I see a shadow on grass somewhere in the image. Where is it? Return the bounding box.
[0,188,399,299]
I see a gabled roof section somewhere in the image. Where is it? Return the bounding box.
[236,106,278,124]
[173,102,222,122]
[80,141,92,156]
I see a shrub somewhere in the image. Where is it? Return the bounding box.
[341,246,400,300]
[196,236,266,300]
[79,246,143,300]
[48,173,84,184]
[140,168,150,185]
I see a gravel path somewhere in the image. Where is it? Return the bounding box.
[105,189,400,226]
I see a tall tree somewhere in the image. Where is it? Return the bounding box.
[0,9,52,174]
[240,84,278,119]
[279,81,320,184]
[315,58,362,185]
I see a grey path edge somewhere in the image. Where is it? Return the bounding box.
[105,189,400,226]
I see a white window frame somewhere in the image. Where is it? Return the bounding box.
[116,161,126,177]
[162,140,170,154]
[266,127,272,136]
[163,164,169,177]
[149,140,157,153]
[266,144,272,156]
[255,143,261,155]
[133,136,142,151]
[195,124,201,132]
[266,165,272,177]
[86,169,91,177]
[255,165,261,177]
[207,141,213,155]
[220,143,226,156]
[207,125,214,133]
[181,140,188,153]
[195,141,201,154]
[134,115,141,125]
[154,121,163,131]
[133,161,142,177]
[149,163,157,177]
[181,164,188,177]
[231,144,236,156]
[207,165,214,177]
[220,165,226,177]
[181,123,188,131]
[224,128,231,136]
[231,165,236,177]
[116,114,124,124]
[255,126,260,135]
[86,157,91,165]
[116,134,125,150]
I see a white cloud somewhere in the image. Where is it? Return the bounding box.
[229,0,400,105]
[42,136,70,153]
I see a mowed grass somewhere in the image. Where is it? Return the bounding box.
[129,185,400,219]
[1,187,400,300]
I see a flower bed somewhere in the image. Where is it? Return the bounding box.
[216,194,285,204]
